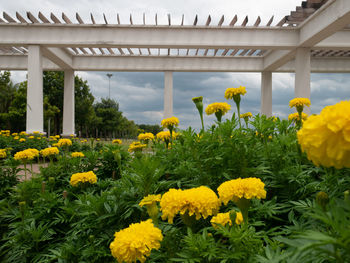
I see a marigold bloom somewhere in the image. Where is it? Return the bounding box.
[19,138,26,142]
[217,177,266,205]
[240,112,253,119]
[28,136,34,139]
[71,152,85,158]
[156,131,178,141]
[110,219,163,263]
[57,138,72,147]
[210,211,243,228]
[288,112,308,122]
[289,97,311,108]
[112,139,122,144]
[14,148,39,161]
[205,102,231,115]
[138,133,155,141]
[0,149,7,159]
[160,186,221,224]
[161,117,179,129]
[139,194,162,207]
[128,141,147,153]
[297,100,350,169]
[224,86,247,99]
[70,171,97,187]
[40,147,59,157]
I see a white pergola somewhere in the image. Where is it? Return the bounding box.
[0,0,350,135]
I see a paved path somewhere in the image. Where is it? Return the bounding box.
[17,163,48,181]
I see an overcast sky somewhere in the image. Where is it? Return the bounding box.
[3,0,350,130]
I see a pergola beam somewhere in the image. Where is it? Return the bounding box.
[2,54,350,73]
[41,47,73,69]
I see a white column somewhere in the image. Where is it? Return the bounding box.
[26,45,44,134]
[261,71,272,117]
[164,71,173,118]
[295,48,311,114]
[62,70,75,136]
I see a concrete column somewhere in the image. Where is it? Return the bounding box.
[261,71,272,117]
[294,48,311,114]
[62,70,75,136]
[164,71,173,118]
[26,45,44,134]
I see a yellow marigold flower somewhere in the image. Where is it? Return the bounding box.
[161,117,179,129]
[28,136,34,139]
[12,133,18,136]
[57,138,72,147]
[33,131,40,134]
[0,149,7,159]
[110,219,163,263]
[70,171,97,187]
[160,186,221,224]
[205,102,231,115]
[139,194,162,207]
[112,139,122,144]
[289,97,311,108]
[240,112,253,119]
[138,133,155,141]
[156,131,179,141]
[14,136,19,140]
[224,86,247,99]
[40,147,59,157]
[14,148,39,161]
[128,141,147,153]
[210,211,243,228]
[19,138,26,142]
[20,131,26,135]
[288,112,308,122]
[217,177,266,205]
[55,135,60,138]
[297,100,350,169]
[71,152,85,158]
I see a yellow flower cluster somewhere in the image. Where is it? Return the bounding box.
[112,139,122,144]
[161,117,179,128]
[138,133,155,141]
[14,148,39,161]
[160,186,221,224]
[156,131,178,141]
[70,171,97,187]
[205,102,231,115]
[71,152,85,158]
[217,177,266,205]
[0,149,7,159]
[210,211,243,228]
[224,86,247,99]
[110,219,163,263]
[128,141,147,153]
[57,138,72,147]
[139,194,162,207]
[19,138,26,142]
[40,147,59,157]
[289,98,311,108]
[297,100,350,169]
[240,112,253,119]
[288,112,308,122]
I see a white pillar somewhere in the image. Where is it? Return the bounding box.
[26,45,44,134]
[295,48,311,114]
[164,71,173,118]
[62,70,75,136]
[261,71,272,117]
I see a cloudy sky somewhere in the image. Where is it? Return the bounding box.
[3,0,350,130]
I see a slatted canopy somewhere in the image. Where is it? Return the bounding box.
[0,0,349,134]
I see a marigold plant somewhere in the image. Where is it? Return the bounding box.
[139,194,162,207]
[224,86,247,99]
[156,131,178,141]
[205,102,231,122]
[161,117,179,129]
[160,186,221,224]
[128,141,147,153]
[14,148,39,161]
[289,97,311,109]
[71,152,85,158]
[70,171,97,187]
[297,100,350,169]
[112,139,122,144]
[210,211,243,228]
[0,149,7,159]
[240,112,252,119]
[109,219,163,263]
[288,112,308,122]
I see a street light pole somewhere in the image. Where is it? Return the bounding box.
[106,73,113,99]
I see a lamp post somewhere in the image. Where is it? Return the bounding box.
[106,73,113,99]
